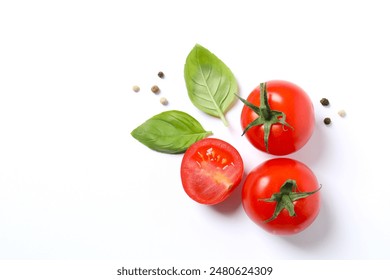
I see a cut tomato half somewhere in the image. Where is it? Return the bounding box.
[180,138,244,205]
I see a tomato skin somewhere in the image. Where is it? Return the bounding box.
[180,138,244,205]
[240,80,315,155]
[242,158,320,235]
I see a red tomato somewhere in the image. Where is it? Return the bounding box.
[242,158,321,235]
[239,80,315,155]
[180,138,244,205]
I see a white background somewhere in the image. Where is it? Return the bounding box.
[1,0,390,260]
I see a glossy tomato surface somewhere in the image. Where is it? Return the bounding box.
[181,138,244,205]
[240,80,315,155]
[242,158,320,235]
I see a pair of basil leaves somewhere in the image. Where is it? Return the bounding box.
[131,44,238,154]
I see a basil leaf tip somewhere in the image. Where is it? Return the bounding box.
[184,44,238,126]
[131,110,212,154]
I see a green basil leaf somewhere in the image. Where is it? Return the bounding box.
[184,44,238,126]
[131,110,212,154]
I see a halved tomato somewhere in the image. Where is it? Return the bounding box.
[180,138,244,205]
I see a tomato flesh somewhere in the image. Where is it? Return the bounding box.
[181,138,244,205]
[242,158,320,235]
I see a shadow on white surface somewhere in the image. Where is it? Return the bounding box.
[280,197,333,253]
[292,122,328,168]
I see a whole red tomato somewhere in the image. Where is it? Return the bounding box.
[242,158,321,235]
[238,80,315,155]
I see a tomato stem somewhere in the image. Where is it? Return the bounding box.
[258,179,321,223]
[259,83,272,120]
[236,83,293,152]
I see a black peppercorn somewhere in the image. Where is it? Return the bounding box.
[320,98,330,106]
[323,117,331,125]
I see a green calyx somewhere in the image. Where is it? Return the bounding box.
[258,179,321,223]
[236,82,293,152]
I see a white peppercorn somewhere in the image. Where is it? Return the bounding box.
[160,97,168,105]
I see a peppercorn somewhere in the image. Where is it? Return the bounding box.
[323,117,331,125]
[151,85,160,94]
[132,85,140,92]
[160,97,168,106]
[158,71,165,79]
[320,98,330,106]
[338,109,346,118]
